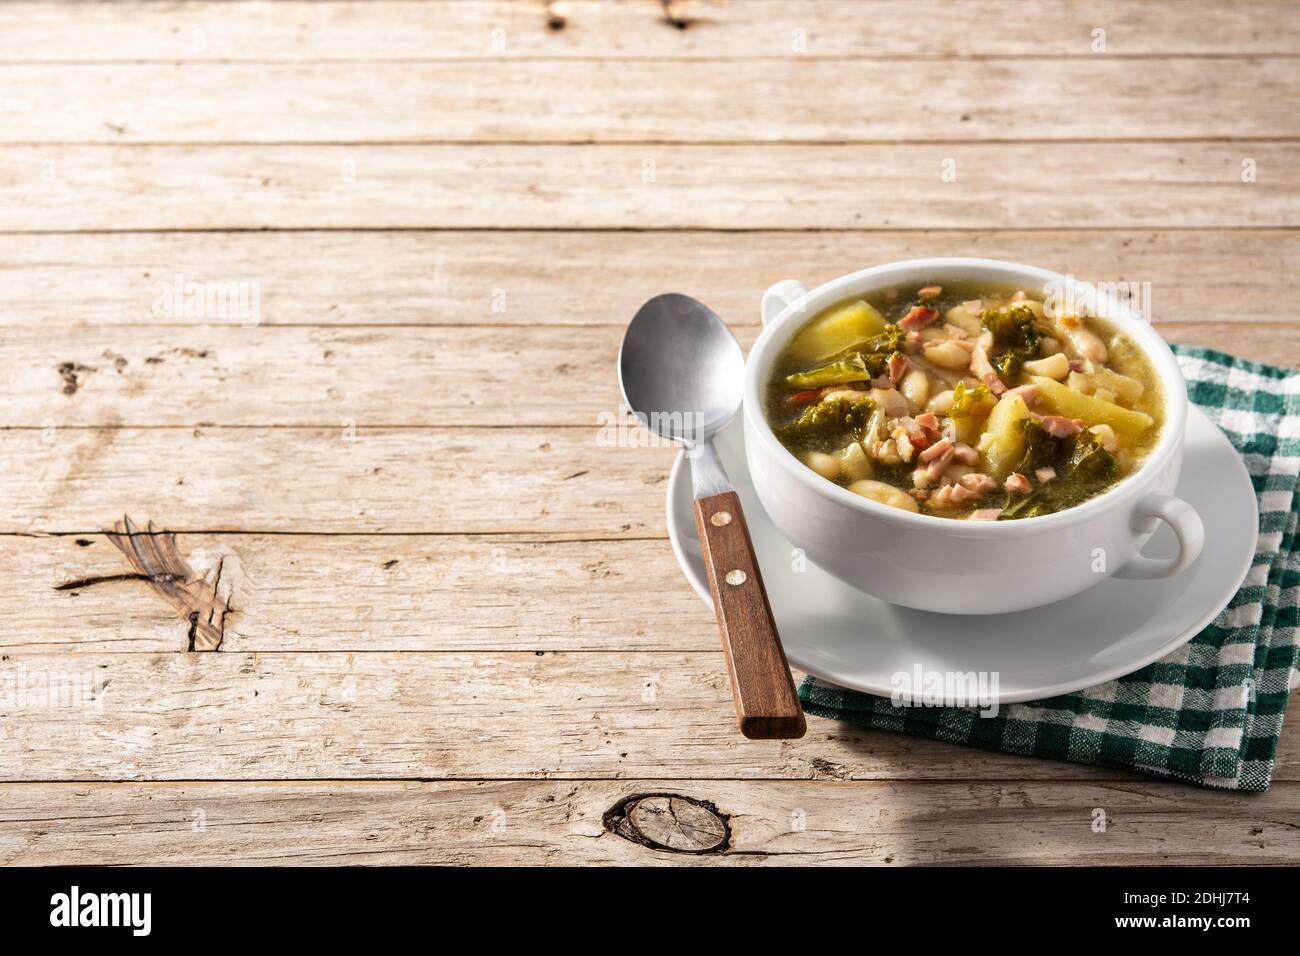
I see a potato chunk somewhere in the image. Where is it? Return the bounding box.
[1027,375,1153,439]
[977,394,1035,478]
[788,299,888,363]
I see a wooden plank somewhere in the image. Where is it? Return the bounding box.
[0,325,632,428]
[9,528,1300,788]
[1,230,1294,329]
[5,59,1298,144]
[0,650,1294,783]
[3,322,1298,429]
[1,533,716,653]
[0,1,1295,61]
[1,144,1293,231]
[0,425,672,536]
[1,778,1295,865]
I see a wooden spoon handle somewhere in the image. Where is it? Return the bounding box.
[693,491,806,739]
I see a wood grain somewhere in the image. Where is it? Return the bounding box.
[1,1,1295,61]
[5,58,1297,143]
[0,425,673,535]
[693,491,804,739]
[0,650,1296,783]
[1,779,1296,866]
[1,230,1295,329]
[0,533,716,653]
[0,144,1293,231]
[4,322,1300,428]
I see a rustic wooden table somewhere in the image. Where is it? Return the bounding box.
[0,0,1298,865]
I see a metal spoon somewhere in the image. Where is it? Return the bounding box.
[619,293,806,739]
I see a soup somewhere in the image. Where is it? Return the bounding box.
[765,281,1164,520]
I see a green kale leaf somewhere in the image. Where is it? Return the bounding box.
[980,303,1042,378]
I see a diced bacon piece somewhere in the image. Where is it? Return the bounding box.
[921,449,954,483]
[917,438,953,464]
[976,330,994,351]
[968,508,1002,521]
[959,472,997,496]
[899,305,939,331]
[970,346,1007,395]
[914,412,941,440]
[930,483,977,508]
[1005,472,1032,495]
[1035,466,1057,483]
[910,488,930,502]
[1040,415,1083,438]
[918,285,943,300]
[904,330,925,354]
[892,416,931,452]
[887,352,910,384]
[1001,384,1039,407]
[951,442,979,465]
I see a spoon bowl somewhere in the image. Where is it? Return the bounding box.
[618,293,745,443]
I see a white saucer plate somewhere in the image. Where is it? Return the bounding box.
[667,406,1259,704]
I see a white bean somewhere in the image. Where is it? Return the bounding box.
[869,386,910,419]
[924,340,973,370]
[900,369,931,410]
[944,305,982,336]
[1089,424,1119,452]
[1022,352,1070,380]
[1058,319,1108,363]
[799,450,842,481]
[927,389,956,415]
[848,479,920,513]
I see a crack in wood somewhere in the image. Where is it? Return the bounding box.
[54,572,156,592]
[602,792,730,854]
[76,514,244,652]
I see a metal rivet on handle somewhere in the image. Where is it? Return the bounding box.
[710,511,732,527]
[725,569,747,586]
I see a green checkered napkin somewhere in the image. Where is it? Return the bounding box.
[800,345,1300,791]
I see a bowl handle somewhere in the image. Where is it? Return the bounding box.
[761,279,808,327]
[1113,493,1206,580]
